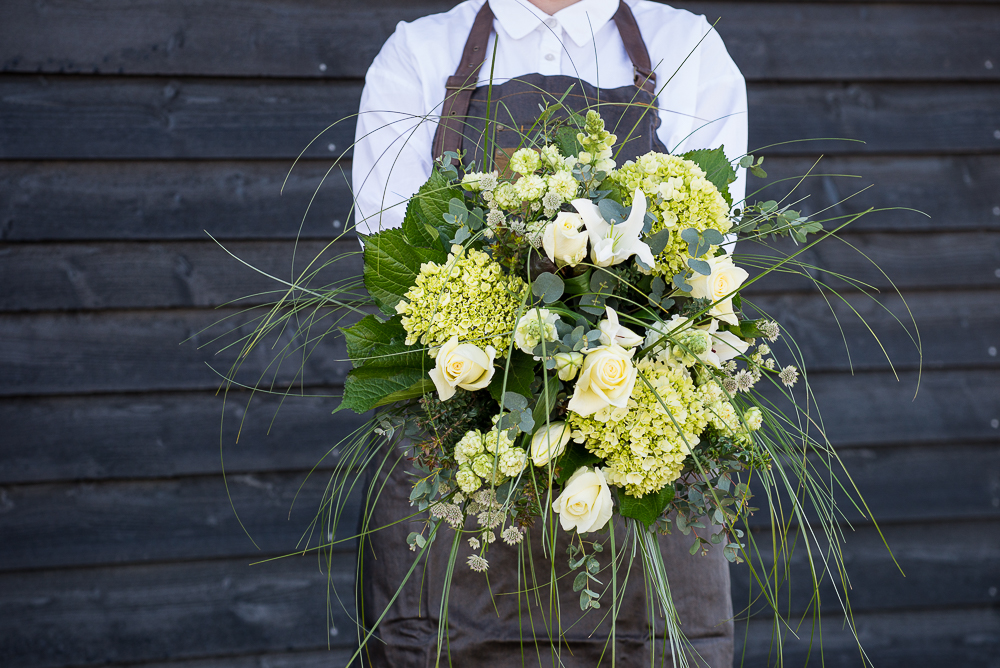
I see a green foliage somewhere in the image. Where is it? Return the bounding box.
[618,484,676,528]
[488,351,537,403]
[339,366,432,413]
[402,166,462,249]
[555,442,602,485]
[532,272,565,304]
[362,228,448,316]
[681,146,737,207]
[342,315,425,368]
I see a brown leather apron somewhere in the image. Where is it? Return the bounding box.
[361,3,734,666]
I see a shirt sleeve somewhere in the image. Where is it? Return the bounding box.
[669,18,749,211]
[352,26,437,236]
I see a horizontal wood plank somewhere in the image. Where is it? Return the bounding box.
[730,520,1000,615]
[113,650,356,668]
[749,155,1000,233]
[2,232,998,311]
[3,77,999,159]
[0,239,364,311]
[0,160,356,241]
[4,366,996,485]
[0,308,354,396]
[1,443,994,571]
[3,288,996,396]
[738,606,1000,667]
[3,156,998,242]
[0,556,353,668]
[0,390,371,485]
[3,1,998,81]
[0,471,366,571]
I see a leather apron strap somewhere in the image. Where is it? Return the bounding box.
[431,0,658,161]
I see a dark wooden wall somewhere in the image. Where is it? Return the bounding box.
[1,1,998,666]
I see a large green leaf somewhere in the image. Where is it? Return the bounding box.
[618,484,676,528]
[488,351,537,403]
[362,228,447,316]
[403,168,462,248]
[342,314,425,368]
[532,374,562,428]
[339,366,431,414]
[682,146,737,208]
[554,442,602,485]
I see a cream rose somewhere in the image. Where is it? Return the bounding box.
[686,254,749,326]
[530,422,571,467]
[428,336,496,401]
[542,212,589,268]
[552,466,613,534]
[567,344,637,417]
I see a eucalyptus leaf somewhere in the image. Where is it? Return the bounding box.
[532,272,565,304]
[646,229,671,255]
[688,258,712,275]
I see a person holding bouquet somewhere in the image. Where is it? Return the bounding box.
[351,1,748,665]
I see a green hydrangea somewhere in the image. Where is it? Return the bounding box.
[610,153,731,278]
[568,354,708,497]
[452,421,527,494]
[395,245,527,355]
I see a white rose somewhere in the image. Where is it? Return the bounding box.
[513,308,561,356]
[428,336,496,401]
[567,344,637,417]
[686,255,749,326]
[553,351,584,381]
[552,466,613,534]
[530,422,572,467]
[598,306,644,348]
[542,212,589,268]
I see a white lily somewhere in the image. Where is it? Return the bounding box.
[571,188,656,268]
[598,306,644,348]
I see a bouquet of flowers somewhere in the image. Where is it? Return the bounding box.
[218,105,904,666]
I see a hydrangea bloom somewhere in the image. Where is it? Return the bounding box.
[395,245,526,354]
[611,153,731,277]
[567,354,708,497]
[451,421,528,495]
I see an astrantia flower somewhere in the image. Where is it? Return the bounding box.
[610,152,731,278]
[779,365,799,387]
[567,354,708,497]
[467,554,489,572]
[395,245,526,355]
[759,320,780,342]
[429,502,464,528]
[502,526,524,545]
[734,369,755,392]
[468,536,481,549]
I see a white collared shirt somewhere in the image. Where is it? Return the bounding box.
[352,0,747,235]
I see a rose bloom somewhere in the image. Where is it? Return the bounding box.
[530,421,571,467]
[428,336,496,401]
[542,212,589,267]
[686,254,749,326]
[567,344,637,417]
[552,466,613,534]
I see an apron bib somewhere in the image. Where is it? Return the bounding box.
[362,3,734,666]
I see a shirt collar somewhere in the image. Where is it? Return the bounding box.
[488,0,620,48]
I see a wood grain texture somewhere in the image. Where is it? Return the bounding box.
[0,160,356,242]
[2,1,998,81]
[3,156,998,243]
[112,650,356,668]
[2,289,994,396]
[1,443,994,572]
[738,606,1000,668]
[0,239,364,311]
[4,367,996,486]
[730,520,1000,614]
[2,232,997,312]
[0,471,365,571]
[0,556,354,668]
[0,308,355,396]
[3,76,1000,159]
[0,390,370,485]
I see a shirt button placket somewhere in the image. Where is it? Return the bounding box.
[540,20,560,74]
